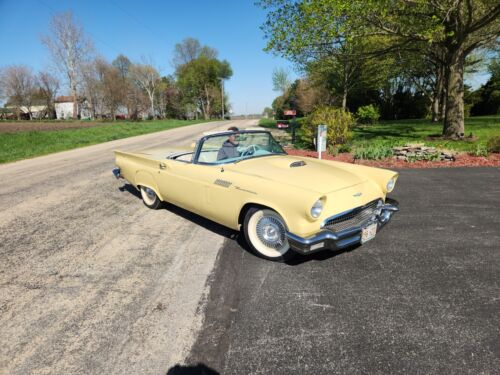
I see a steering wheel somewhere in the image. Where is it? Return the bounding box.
[240,145,262,157]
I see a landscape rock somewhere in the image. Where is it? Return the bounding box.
[393,144,455,162]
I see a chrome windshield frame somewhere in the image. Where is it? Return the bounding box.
[193,130,286,165]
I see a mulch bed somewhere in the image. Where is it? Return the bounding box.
[286,148,500,168]
[0,121,117,133]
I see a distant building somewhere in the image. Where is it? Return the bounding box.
[55,96,92,120]
[4,100,49,119]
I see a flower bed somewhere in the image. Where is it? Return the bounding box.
[285,148,500,168]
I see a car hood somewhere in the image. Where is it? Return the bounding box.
[226,155,367,194]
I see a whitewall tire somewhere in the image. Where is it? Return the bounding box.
[140,186,163,209]
[243,207,295,261]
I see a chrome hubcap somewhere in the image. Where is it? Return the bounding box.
[143,187,156,201]
[256,216,286,249]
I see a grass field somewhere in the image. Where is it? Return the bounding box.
[260,116,500,153]
[0,119,208,164]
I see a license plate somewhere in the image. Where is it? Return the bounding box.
[361,223,377,244]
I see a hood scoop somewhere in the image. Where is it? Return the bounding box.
[290,160,307,168]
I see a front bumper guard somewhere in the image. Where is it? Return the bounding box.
[286,200,399,255]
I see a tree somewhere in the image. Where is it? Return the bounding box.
[0,65,37,119]
[112,54,132,80]
[172,37,218,68]
[37,71,60,119]
[262,107,274,117]
[471,57,500,115]
[80,59,104,119]
[98,62,127,120]
[176,56,232,120]
[259,0,500,138]
[295,78,324,114]
[129,63,160,118]
[272,67,291,94]
[42,11,94,119]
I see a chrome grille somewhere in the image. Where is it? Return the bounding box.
[323,200,381,233]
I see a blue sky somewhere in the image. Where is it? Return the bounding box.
[0,1,490,114]
[0,0,297,115]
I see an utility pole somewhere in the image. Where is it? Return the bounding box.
[221,78,225,119]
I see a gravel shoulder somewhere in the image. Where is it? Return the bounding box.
[0,119,257,374]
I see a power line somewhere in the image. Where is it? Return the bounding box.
[107,0,165,44]
[37,0,122,55]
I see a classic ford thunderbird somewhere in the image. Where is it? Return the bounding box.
[113,130,399,261]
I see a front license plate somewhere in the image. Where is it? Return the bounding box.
[361,223,377,244]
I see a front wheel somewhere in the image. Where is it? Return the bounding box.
[243,207,296,262]
[140,186,163,209]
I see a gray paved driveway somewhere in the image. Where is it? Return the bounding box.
[181,167,500,375]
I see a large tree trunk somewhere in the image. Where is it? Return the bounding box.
[149,93,155,118]
[443,49,465,138]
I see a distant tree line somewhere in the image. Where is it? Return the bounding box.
[259,0,500,139]
[0,12,232,121]
[270,56,499,121]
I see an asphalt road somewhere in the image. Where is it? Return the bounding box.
[183,167,500,375]
[0,119,257,374]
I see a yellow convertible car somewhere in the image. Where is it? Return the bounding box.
[113,129,399,261]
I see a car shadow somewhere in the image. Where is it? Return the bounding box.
[166,363,220,375]
[119,183,236,239]
[119,183,358,264]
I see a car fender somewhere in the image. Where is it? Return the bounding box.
[135,170,164,201]
[237,199,289,229]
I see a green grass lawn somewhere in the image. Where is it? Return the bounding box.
[0,119,209,164]
[261,116,500,153]
[352,116,500,152]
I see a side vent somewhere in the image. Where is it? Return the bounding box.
[214,179,232,188]
[290,160,307,168]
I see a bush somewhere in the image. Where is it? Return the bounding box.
[486,135,500,153]
[300,106,355,148]
[356,104,380,124]
[353,144,393,160]
[470,144,489,157]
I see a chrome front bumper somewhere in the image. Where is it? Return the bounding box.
[286,199,399,255]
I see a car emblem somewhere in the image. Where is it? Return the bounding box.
[353,192,362,197]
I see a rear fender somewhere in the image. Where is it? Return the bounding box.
[135,171,164,201]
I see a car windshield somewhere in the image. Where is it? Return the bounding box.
[196,131,286,164]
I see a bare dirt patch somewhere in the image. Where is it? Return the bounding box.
[0,121,117,133]
[286,148,500,168]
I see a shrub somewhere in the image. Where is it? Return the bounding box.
[353,144,393,160]
[470,144,489,157]
[486,135,500,153]
[406,151,440,162]
[300,106,355,148]
[356,105,380,124]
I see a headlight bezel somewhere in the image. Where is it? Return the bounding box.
[309,197,325,219]
[386,175,397,193]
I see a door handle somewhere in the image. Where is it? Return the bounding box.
[159,162,166,169]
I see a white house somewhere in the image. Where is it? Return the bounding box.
[55,96,92,120]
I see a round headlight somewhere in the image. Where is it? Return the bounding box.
[310,199,324,218]
[386,176,397,192]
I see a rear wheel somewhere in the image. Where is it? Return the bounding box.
[140,186,162,209]
[243,207,295,262]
